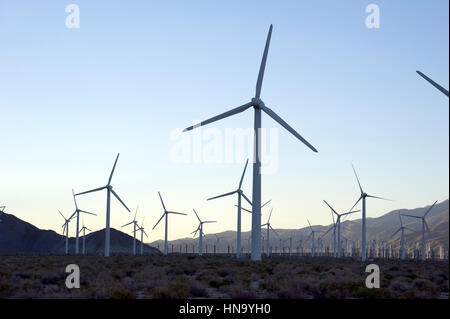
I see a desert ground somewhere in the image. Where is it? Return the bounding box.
[0,254,448,299]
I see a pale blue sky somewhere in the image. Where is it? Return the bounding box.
[0,1,448,242]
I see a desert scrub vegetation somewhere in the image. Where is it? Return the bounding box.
[0,254,447,299]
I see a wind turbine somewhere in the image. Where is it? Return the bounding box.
[183,25,318,261]
[71,189,96,255]
[122,206,139,255]
[153,192,187,256]
[306,219,322,258]
[191,209,216,256]
[214,234,224,254]
[59,210,73,255]
[416,71,449,97]
[320,214,337,258]
[78,221,91,255]
[207,159,252,260]
[261,208,279,257]
[75,153,131,257]
[137,218,148,255]
[323,200,359,258]
[401,200,437,261]
[349,165,392,261]
[391,212,415,260]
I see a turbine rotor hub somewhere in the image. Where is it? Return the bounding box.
[251,98,265,109]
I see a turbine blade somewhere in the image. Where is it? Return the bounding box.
[307,219,312,230]
[152,213,166,230]
[240,191,253,206]
[255,24,273,99]
[366,194,393,201]
[267,208,273,223]
[108,153,120,185]
[122,221,134,228]
[158,192,166,211]
[110,189,130,212]
[167,211,187,216]
[75,186,106,196]
[269,225,279,238]
[351,164,364,194]
[423,200,438,218]
[261,199,272,209]
[183,102,253,132]
[72,189,78,209]
[193,209,201,223]
[323,200,338,216]
[143,230,148,238]
[398,212,403,227]
[391,228,401,238]
[207,190,237,201]
[238,159,249,189]
[203,221,217,224]
[79,210,97,216]
[322,225,334,238]
[416,71,449,97]
[261,105,317,153]
[261,223,268,227]
[404,227,416,233]
[424,221,431,233]
[236,205,252,213]
[58,210,66,220]
[341,210,360,216]
[348,196,362,213]
[400,213,421,219]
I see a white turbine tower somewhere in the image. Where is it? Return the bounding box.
[391,212,415,260]
[401,200,437,261]
[349,165,392,261]
[122,206,139,255]
[75,153,131,257]
[416,71,449,97]
[59,210,73,255]
[78,221,91,255]
[261,208,279,257]
[183,25,318,261]
[323,200,359,258]
[153,192,187,256]
[191,209,216,256]
[137,219,148,255]
[207,159,252,260]
[306,219,322,258]
[71,189,96,255]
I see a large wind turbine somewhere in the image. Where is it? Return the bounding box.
[391,212,415,260]
[153,192,187,256]
[137,218,148,255]
[401,200,437,261]
[416,71,449,97]
[183,25,318,261]
[306,219,322,258]
[59,210,73,255]
[122,206,139,255]
[191,209,216,256]
[349,165,391,261]
[75,153,131,257]
[78,222,91,255]
[208,159,252,260]
[71,189,96,255]
[323,200,359,258]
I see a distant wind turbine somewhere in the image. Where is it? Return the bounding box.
[191,209,216,256]
[391,212,415,260]
[137,218,148,255]
[323,200,359,258]
[71,189,96,255]
[59,210,73,255]
[78,221,91,255]
[416,71,449,97]
[320,212,337,258]
[75,153,131,257]
[261,208,279,257]
[208,159,252,260]
[401,200,437,261]
[349,165,392,261]
[306,219,322,258]
[122,206,140,255]
[183,25,318,261]
[153,192,187,256]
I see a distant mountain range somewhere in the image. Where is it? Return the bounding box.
[1,200,448,255]
[0,213,161,255]
[150,200,449,253]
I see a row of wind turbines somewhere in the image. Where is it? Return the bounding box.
[54,24,446,260]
